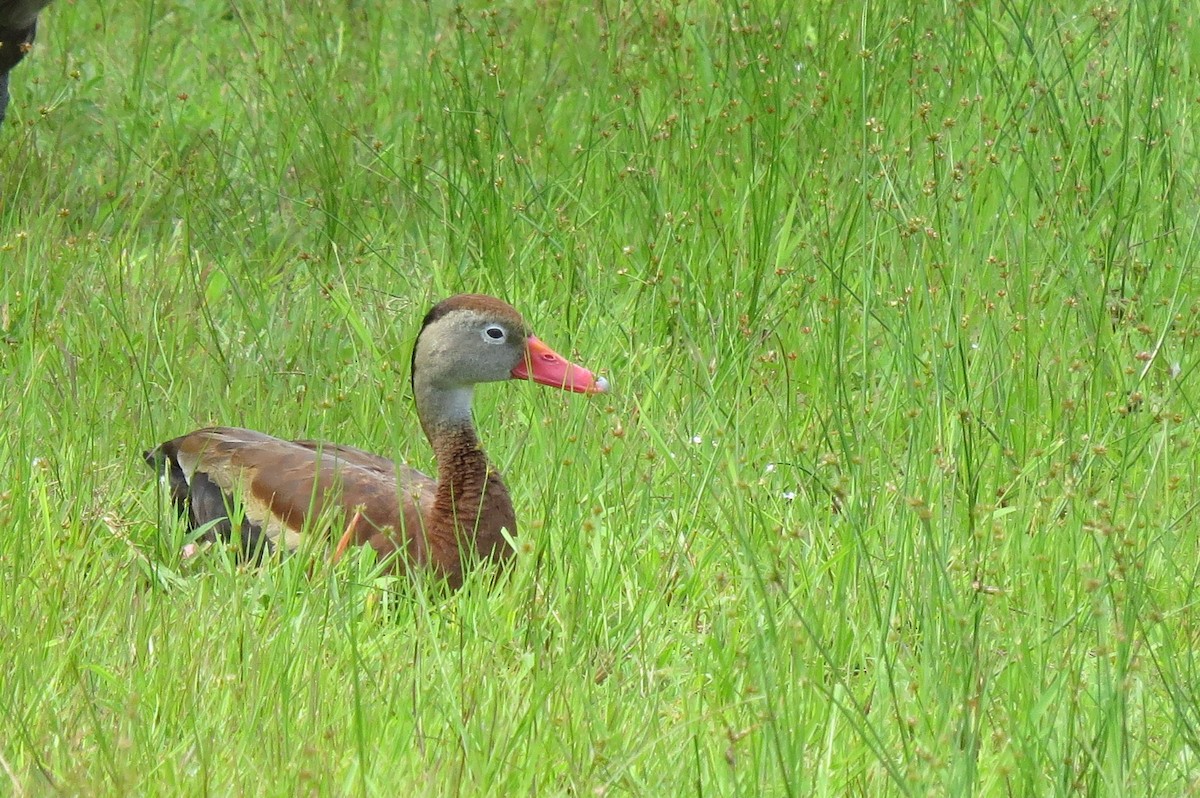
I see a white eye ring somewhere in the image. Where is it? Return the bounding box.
[482,325,507,343]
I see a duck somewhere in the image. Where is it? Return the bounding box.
[144,293,609,588]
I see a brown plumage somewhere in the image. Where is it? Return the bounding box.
[144,294,608,588]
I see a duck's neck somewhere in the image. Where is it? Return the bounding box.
[416,384,517,584]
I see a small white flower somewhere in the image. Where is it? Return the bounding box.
[782,491,797,502]
[691,435,703,445]
[764,463,777,473]
[1170,362,1182,380]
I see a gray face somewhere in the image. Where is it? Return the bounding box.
[414,310,528,390]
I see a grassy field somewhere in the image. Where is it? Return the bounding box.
[1,0,1199,794]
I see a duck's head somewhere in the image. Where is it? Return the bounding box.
[411,294,609,398]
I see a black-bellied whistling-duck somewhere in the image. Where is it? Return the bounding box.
[144,294,608,588]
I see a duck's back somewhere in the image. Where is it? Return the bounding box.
[145,426,435,561]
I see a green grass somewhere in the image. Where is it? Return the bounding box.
[2,0,1199,794]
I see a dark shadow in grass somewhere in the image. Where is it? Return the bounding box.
[1,0,53,125]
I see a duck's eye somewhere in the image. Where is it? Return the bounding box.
[483,325,506,343]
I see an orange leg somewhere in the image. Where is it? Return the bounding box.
[332,509,362,564]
